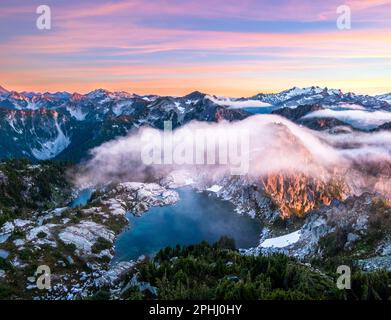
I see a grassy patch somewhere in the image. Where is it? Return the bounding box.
[91,237,112,254]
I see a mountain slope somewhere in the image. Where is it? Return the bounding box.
[252,86,391,110]
[1,85,390,162]
[0,88,250,162]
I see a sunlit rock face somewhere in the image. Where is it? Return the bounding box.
[261,173,349,218]
[3,85,389,221]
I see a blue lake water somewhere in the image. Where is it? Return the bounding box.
[243,106,279,114]
[69,189,93,208]
[0,249,9,259]
[113,188,261,262]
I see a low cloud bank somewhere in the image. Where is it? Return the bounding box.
[303,109,391,130]
[74,115,391,196]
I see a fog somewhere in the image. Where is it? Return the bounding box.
[74,114,391,198]
[303,109,391,130]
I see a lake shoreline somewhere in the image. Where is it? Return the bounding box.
[112,187,262,263]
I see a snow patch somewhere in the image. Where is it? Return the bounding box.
[66,106,87,121]
[31,119,71,160]
[206,185,223,193]
[185,99,198,105]
[185,178,194,185]
[59,221,114,254]
[112,100,133,116]
[376,93,391,104]
[285,87,323,98]
[208,96,272,108]
[7,117,22,134]
[260,230,301,248]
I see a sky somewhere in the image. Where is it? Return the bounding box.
[0,0,391,96]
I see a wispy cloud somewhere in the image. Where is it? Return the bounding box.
[1,0,391,95]
[75,114,391,201]
[303,109,391,130]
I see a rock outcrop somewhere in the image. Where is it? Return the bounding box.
[0,181,179,299]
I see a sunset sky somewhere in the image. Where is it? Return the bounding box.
[1,0,391,96]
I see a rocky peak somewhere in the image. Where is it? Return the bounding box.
[272,104,324,121]
[86,88,111,99]
[183,91,206,101]
[69,92,85,102]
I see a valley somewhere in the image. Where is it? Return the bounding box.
[1,85,391,299]
[112,187,261,263]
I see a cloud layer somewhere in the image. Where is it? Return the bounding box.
[303,109,391,129]
[75,115,391,200]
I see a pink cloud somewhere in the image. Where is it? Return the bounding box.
[56,0,391,22]
[1,0,391,95]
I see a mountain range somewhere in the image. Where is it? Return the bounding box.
[1,84,391,299]
[1,85,391,162]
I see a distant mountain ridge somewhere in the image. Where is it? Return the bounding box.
[0,86,250,162]
[1,85,390,111]
[0,85,390,162]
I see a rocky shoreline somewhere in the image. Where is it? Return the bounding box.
[0,182,179,299]
[1,169,391,299]
[166,171,391,272]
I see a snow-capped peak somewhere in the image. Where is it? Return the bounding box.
[113,91,136,99]
[376,93,391,104]
[87,88,111,99]
[43,91,72,100]
[207,95,272,108]
[282,86,342,97]
[285,86,323,96]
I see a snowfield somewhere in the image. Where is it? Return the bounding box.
[260,230,301,248]
[206,185,223,193]
[207,96,272,108]
[31,120,71,160]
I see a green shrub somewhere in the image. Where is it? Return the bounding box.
[87,289,111,300]
[19,248,35,261]
[0,257,12,270]
[91,237,112,254]
[37,231,47,239]
[0,283,12,299]
[368,198,391,241]
[63,243,77,253]
[123,237,343,300]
